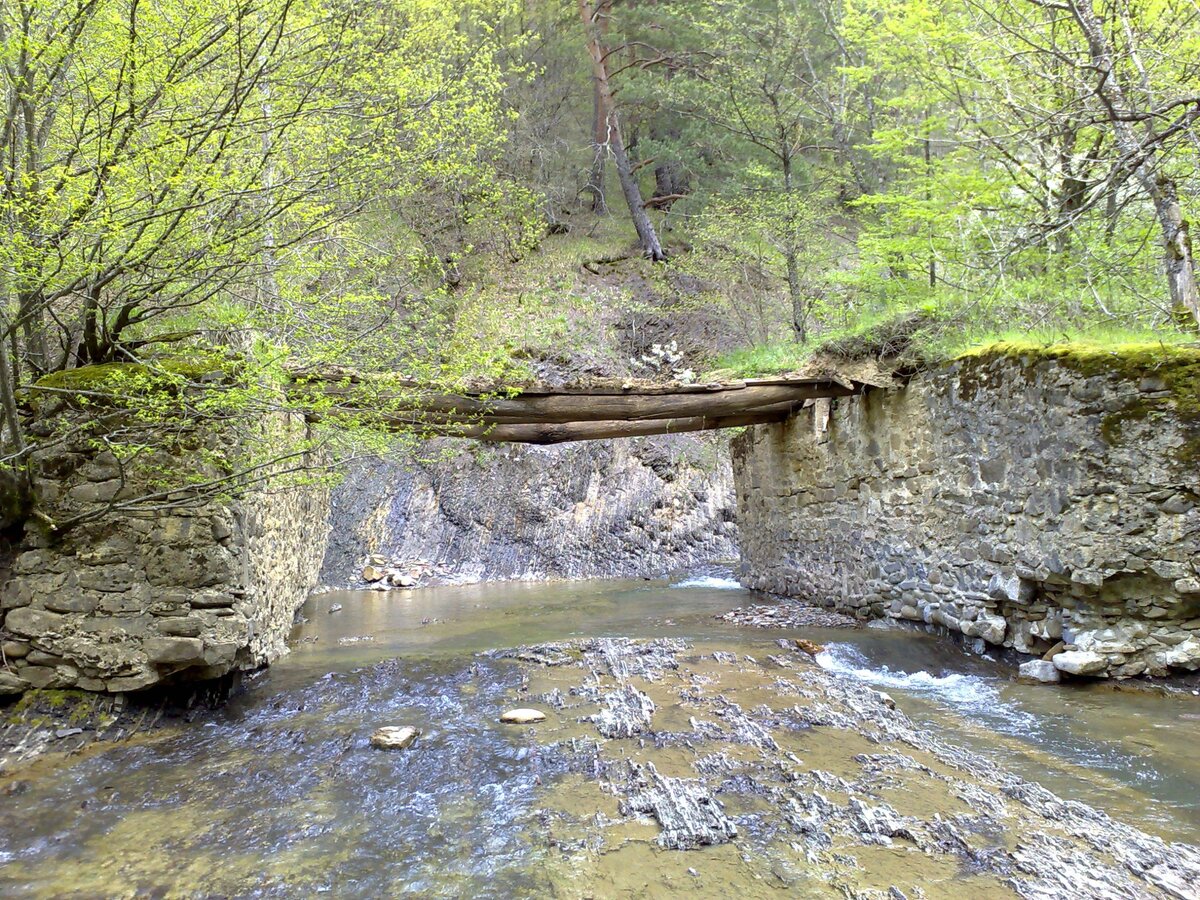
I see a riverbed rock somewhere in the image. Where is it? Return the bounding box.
[370,726,419,749]
[1018,659,1061,684]
[500,708,546,724]
[591,684,655,739]
[1052,650,1108,676]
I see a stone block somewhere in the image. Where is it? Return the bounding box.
[157,617,204,638]
[44,594,99,614]
[143,637,206,666]
[1052,651,1108,676]
[4,607,67,638]
[20,665,60,688]
[106,671,159,692]
[77,564,137,593]
[1018,660,1060,684]
[0,670,28,694]
[191,591,235,609]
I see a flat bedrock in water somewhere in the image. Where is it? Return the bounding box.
[1,579,1199,899]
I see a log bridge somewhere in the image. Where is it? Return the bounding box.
[295,372,866,445]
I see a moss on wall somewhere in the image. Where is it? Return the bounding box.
[957,341,1200,469]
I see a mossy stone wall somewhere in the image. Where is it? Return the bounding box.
[733,344,1200,679]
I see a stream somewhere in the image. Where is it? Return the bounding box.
[1,577,1198,897]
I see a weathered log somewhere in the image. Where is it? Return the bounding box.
[294,381,856,425]
[432,407,802,444]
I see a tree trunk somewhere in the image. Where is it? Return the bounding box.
[1151,176,1200,328]
[587,80,608,213]
[0,313,26,458]
[579,0,666,261]
[1068,0,1200,328]
[782,154,806,342]
[786,245,806,343]
[585,0,611,213]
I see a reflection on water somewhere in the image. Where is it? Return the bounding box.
[1,577,1198,897]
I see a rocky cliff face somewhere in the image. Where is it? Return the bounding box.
[733,346,1200,679]
[0,414,330,696]
[321,434,737,587]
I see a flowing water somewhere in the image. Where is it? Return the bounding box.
[1,577,1198,897]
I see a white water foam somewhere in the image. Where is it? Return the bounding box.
[672,575,744,590]
[816,644,1040,734]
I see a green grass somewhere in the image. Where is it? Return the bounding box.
[711,311,1197,379]
[938,326,1196,360]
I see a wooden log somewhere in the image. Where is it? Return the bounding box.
[294,381,857,425]
[431,406,802,444]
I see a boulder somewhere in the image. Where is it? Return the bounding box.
[362,565,384,583]
[1018,660,1061,684]
[500,708,546,724]
[370,726,419,749]
[1052,650,1108,676]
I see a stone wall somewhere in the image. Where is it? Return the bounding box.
[733,346,1200,679]
[0,414,330,696]
[321,434,736,587]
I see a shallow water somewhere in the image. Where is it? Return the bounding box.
[1,577,1198,897]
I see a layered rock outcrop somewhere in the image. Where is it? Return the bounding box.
[733,345,1200,678]
[321,434,736,586]
[0,414,330,695]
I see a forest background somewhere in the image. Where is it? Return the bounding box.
[1,0,1197,520]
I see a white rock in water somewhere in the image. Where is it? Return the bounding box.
[1018,660,1061,684]
[871,690,897,710]
[500,708,546,724]
[370,726,419,749]
[1052,650,1107,676]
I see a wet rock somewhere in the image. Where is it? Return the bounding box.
[1052,650,1107,676]
[718,604,859,630]
[1019,660,1061,684]
[584,638,684,681]
[591,684,655,739]
[328,604,343,614]
[500,708,546,724]
[370,726,419,749]
[793,639,824,656]
[620,761,737,850]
